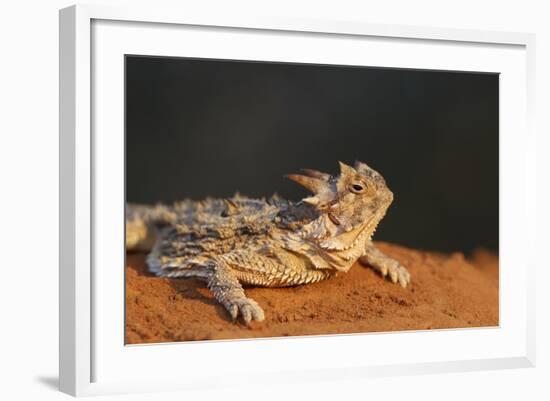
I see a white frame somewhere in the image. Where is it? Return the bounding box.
[59,4,536,397]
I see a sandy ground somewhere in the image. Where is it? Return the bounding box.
[125,242,498,343]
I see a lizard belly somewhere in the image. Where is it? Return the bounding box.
[216,250,333,287]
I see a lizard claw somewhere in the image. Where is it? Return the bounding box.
[389,269,398,283]
[228,304,239,320]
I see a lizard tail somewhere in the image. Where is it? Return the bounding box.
[125,203,176,252]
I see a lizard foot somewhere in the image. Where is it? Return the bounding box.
[359,244,412,289]
[225,297,265,325]
[378,260,411,288]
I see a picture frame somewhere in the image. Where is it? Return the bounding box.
[59,3,536,396]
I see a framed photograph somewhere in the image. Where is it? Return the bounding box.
[59,4,536,396]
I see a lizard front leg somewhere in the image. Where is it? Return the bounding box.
[206,258,265,325]
[358,241,411,288]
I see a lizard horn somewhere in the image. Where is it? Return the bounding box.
[302,196,320,206]
[300,168,331,181]
[354,160,372,174]
[285,174,328,194]
[338,161,357,176]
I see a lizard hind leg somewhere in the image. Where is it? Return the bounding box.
[206,258,265,325]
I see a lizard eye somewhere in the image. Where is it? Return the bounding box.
[350,183,366,194]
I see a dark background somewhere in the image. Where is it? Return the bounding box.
[126,55,498,254]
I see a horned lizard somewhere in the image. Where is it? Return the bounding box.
[126,161,410,325]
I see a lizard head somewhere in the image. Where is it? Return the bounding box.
[286,161,394,236]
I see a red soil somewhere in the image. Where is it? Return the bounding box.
[125,242,498,343]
